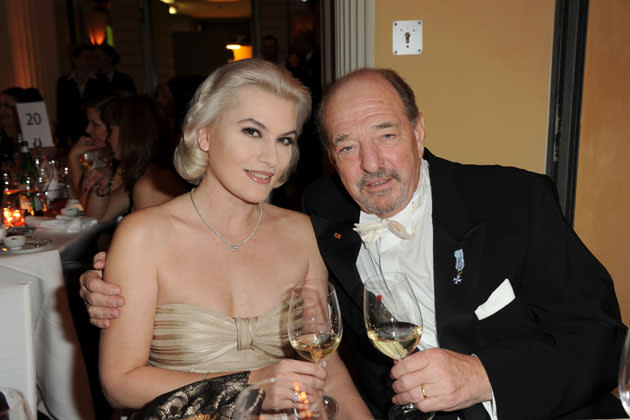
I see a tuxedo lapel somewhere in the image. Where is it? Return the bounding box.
[427,152,486,355]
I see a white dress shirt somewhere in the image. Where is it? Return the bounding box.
[355,159,497,419]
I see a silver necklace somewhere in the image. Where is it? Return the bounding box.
[189,188,263,252]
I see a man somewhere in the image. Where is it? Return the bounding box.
[81,68,626,419]
[56,44,110,148]
[96,44,136,94]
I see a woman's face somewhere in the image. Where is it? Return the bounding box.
[198,86,297,203]
[0,93,18,132]
[85,107,109,146]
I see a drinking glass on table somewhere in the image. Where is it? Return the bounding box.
[233,377,325,420]
[288,282,342,419]
[363,272,435,420]
[618,327,630,415]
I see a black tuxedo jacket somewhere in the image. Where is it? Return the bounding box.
[302,150,626,420]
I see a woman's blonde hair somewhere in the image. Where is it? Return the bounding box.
[174,58,311,185]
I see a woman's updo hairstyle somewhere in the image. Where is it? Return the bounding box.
[174,58,311,185]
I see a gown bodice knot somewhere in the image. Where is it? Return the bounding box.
[148,300,293,373]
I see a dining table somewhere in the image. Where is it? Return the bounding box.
[0,218,107,420]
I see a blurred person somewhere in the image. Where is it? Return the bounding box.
[67,94,116,203]
[0,87,25,164]
[153,81,176,136]
[261,35,279,63]
[96,44,136,95]
[56,44,110,149]
[83,94,188,223]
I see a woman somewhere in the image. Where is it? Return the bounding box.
[99,59,371,419]
[83,95,188,222]
[67,94,115,203]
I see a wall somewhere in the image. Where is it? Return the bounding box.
[374,0,555,174]
[0,0,67,126]
[574,0,630,323]
[110,0,147,93]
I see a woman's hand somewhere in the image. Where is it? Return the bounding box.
[82,166,113,197]
[248,359,327,413]
[69,136,103,160]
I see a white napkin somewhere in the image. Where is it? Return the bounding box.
[26,215,98,232]
[474,279,516,320]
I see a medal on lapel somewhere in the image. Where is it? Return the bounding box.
[453,249,464,285]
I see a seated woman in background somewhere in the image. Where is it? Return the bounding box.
[98,59,371,419]
[67,94,116,202]
[83,94,188,222]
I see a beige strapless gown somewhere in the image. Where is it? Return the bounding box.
[148,300,294,373]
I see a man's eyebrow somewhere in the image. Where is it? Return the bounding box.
[374,121,397,129]
[333,134,349,145]
[237,118,266,129]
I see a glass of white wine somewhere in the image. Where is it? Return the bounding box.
[363,272,435,420]
[618,327,630,415]
[288,282,343,419]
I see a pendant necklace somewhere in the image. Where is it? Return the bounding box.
[189,188,263,252]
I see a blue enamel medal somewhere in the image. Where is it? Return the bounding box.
[453,249,464,285]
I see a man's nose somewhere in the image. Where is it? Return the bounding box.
[359,142,382,173]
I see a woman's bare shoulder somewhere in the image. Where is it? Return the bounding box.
[113,193,189,245]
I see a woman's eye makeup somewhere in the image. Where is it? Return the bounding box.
[242,127,261,137]
[278,136,295,145]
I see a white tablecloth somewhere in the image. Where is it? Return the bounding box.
[0,228,97,420]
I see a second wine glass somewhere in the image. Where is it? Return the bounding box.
[288,282,343,419]
[363,272,435,420]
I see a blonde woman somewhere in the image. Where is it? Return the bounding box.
[98,59,371,419]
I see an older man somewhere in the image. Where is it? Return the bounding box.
[82,68,625,420]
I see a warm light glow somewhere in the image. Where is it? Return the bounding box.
[232,45,253,61]
[3,208,25,229]
[160,0,174,3]
[85,7,109,45]
[226,44,241,50]
[168,6,177,14]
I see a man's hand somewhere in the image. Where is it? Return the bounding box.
[79,252,125,328]
[390,348,493,413]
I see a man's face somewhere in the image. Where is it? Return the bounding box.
[324,74,425,218]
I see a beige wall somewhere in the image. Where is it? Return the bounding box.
[374,0,555,173]
[574,1,630,323]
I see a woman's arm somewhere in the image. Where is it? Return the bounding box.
[98,211,207,408]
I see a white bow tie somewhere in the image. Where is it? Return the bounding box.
[353,218,414,245]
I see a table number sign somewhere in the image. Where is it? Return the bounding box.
[16,101,54,147]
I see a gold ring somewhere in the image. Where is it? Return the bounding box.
[420,383,427,399]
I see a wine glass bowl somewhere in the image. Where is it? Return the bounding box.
[0,387,35,420]
[363,272,434,420]
[288,282,342,418]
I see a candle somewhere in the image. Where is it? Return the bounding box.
[3,207,25,228]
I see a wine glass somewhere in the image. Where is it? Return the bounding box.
[618,327,630,415]
[0,387,35,420]
[232,377,325,419]
[288,282,343,419]
[363,272,435,420]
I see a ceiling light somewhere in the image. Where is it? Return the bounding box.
[168,6,177,14]
[160,0,174,4]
